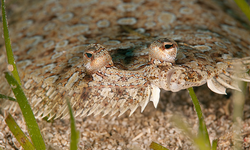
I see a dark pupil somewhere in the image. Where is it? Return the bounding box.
[165,44,173,49]
[86,53,92,58]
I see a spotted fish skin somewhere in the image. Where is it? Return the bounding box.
[1,43,161,119]
[1,0,250,118]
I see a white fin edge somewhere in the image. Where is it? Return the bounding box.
[140,86,151,112]
[129,103,139,117]
[207,78,226,95]
[216,76,241,91]
[150,84,160,108]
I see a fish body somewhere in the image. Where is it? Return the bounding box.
[0,0,250,118]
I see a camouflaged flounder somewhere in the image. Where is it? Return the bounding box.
[1,0,250,119]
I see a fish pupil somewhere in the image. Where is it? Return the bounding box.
[86,53,92,58]
[165,44,173,49]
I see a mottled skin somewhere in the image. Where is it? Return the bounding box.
[149,38,250,93]
[1,0,250,119]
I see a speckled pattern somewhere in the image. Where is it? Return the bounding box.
[0,0,250,149]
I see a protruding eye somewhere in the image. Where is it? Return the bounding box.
[85,53,93,58]
[165,44,173,49]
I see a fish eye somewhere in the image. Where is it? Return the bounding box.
[85,53,93,58]
[164,44,173,49]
